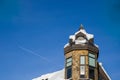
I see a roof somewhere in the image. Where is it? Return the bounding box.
[32,69,65,80]
[32,63,111,80]
[64,25,96,48]
[99,63,111,80]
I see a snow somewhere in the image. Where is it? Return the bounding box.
[69,35,75,41]
[69,28,94,42]
[99,63,111,80]
[64,28,94,48]
[64,43,69,48]
[75,29,94,40]
[94,44,99,48]
[32,69,65,80]
[32,63,111,80]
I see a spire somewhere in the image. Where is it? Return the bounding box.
[79,24,84,30]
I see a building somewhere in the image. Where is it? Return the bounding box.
[64,24,111,80]
[32,25,111,80]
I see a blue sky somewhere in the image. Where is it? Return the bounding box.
[0,0,120,80]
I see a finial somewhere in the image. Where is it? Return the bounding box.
[79,24,84,30]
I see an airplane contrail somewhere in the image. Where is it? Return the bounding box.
[18,46,63,67]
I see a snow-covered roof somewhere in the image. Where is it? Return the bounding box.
[75,28,94,40]
[32,63,111,80]
[99,63,111,80]
[32,69,65,80]
[69,28,94,42]
[64,25,95,48]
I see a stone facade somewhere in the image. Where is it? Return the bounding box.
[67,50,88,80]
[65,50,99,80]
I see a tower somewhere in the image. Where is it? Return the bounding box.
[64,25,99,80]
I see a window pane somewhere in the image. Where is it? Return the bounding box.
[66,62,72,67]
[80,66,85,75]
[67,57,72,62]
[89,53,95,58]
[89,57,95,67]
[80,56,85,64]
[67,67,72,79]
[66,57,72,67]
[89,68,94,79]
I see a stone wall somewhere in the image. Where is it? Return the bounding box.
[65,50,90,80]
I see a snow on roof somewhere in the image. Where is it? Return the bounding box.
[32,63,110,80]
[69,35,75,41]
[69,28,94,41]
[32,69,65,80]
[64,43,69,48]
[99,63,111,80]
[64,27,94,48]
[94,44,99,48]
[75,28,94,40]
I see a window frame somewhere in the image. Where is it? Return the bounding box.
[80,55,86,78]
[66,57,72,67]
[80,56,85,64]
[66,66,72,79]
[89,67,95,79]
[66,57,72,79]
[89,53,96,67]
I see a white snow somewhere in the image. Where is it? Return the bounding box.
[99,63,111,80]
[64,28,94,48]
[32,69,65,80]
[64,43,69,48]
[69,35,75,41]
[94,44,99,48]
[75,29,94,40]
[69,28,93,42]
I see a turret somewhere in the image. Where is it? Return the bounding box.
[64,25,99,80]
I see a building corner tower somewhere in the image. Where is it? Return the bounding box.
[64,25,99,80]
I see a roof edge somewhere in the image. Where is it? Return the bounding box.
[99,62,111,80]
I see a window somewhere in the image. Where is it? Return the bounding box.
[80,56,85,64]
[89,68,94,79]
[89,53,95,58]
[66,57,72,67]
[89,53,95,79]
[89,57,95,67]
[66,67,72,79]
[80,66,85,75]
[66,57,72,79]
[89,53,96,67]
[80,56,86,78]
[42,78,48,80]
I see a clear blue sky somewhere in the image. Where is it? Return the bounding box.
[0,0,120,80]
